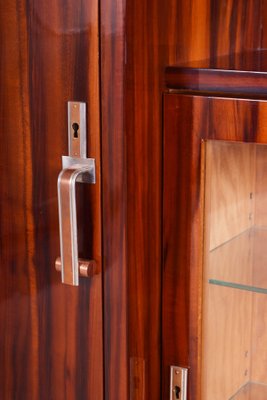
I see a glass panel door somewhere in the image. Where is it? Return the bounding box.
[202,140,267,399]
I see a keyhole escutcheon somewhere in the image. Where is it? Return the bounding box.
[72,122,79,138]
[174,385,181,399]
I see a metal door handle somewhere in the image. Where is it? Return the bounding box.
[55,102,96,286]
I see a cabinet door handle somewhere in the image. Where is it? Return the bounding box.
[55,102,96,286]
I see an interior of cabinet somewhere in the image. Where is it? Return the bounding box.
[202,140,267,400]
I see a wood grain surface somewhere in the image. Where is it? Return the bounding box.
[125,1,267,399]
[163,95,267,399]
[3,0,267,399]
[167,0,264,65]
[100,0,128,399]
[125,1,164,398]
[166,66,267,97]
[101,1,267,397]
[0,0,102,399]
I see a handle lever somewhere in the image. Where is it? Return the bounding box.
[56,102,96,286]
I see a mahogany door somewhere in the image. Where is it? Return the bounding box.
[163,93,267,399]
[0,1,103,399]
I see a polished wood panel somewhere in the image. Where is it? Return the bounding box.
[125,1,164,398]
[121,1,267,398]
[3,0,267,398]
[168,0,264,65]
[165,51,267,96]
[125,2,267,399]
[130,357,145,400]
[166,67,267,97]
[163,95,205,400]
[168,50,267,71]
[100,1,128,399]
[0,1,102,399]
[163,95,267,399]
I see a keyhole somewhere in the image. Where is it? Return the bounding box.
[174,386,181,399]
[72,122,79,138]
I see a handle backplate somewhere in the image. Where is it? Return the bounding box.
[56,101,96,286]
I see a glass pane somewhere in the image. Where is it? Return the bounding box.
[209,227,267,294]
[202,141,267,399]
[229,382,267,400]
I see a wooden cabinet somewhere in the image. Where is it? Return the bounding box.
[163,52,267,399]
[0,1,119,399]
[3,0,267,398]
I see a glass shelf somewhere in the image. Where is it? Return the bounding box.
[207,227,267,294]
[209,279,267,294]
[229,382,267,399]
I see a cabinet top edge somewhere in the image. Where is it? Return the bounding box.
[165,50,267,96]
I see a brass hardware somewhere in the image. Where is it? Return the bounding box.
[170,366,188,400]
[55,257,97,278]
[55,101,96,286]
[68,101,87,158]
